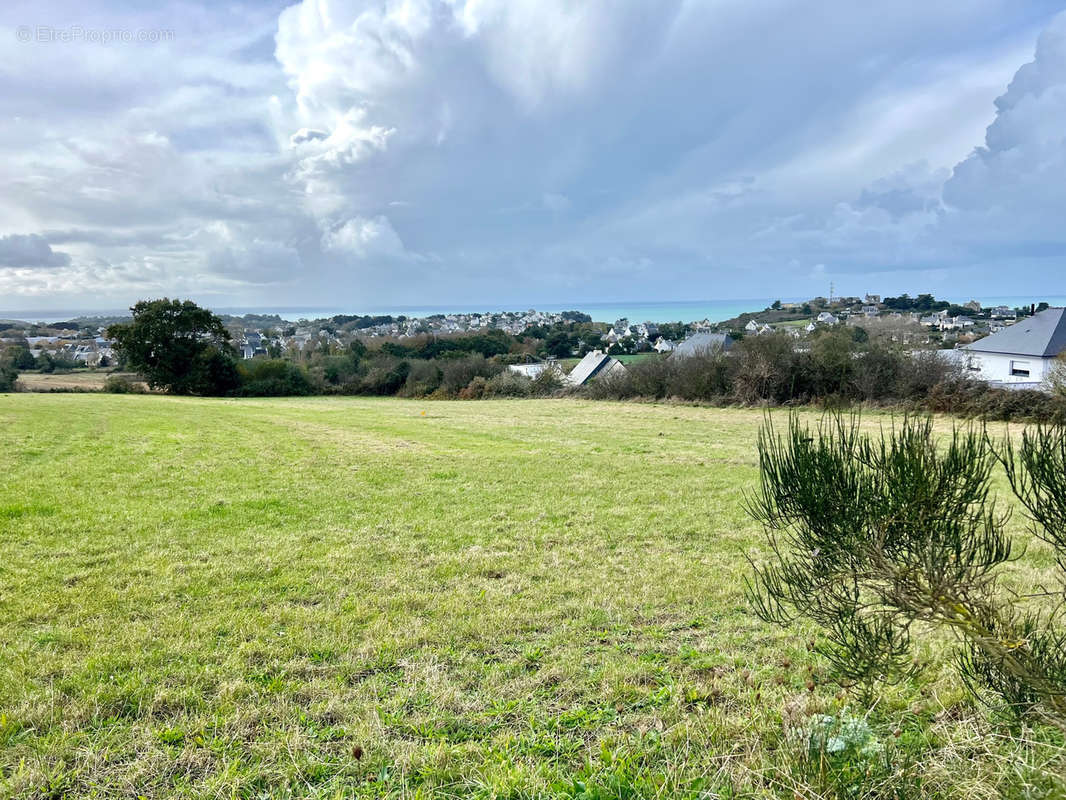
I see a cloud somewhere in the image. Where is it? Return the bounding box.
[0,234,71,268]
[289,127,328,146]
[942,12,1066,238]
[320,216,406,259]
[0,0,1063,311]
[856,162,949,219]
[206,237,303,282]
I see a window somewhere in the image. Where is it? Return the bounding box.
[1010,360,1031,377]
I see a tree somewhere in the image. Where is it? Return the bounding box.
[107,298,240,395]
[747,413,1066,729]
[543,329,576,358]
[11,347,36,370]
[0,348,17,391]
[1048,354,1066,398]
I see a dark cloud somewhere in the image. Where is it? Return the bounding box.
[0,234,71,268]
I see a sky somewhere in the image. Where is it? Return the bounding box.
[1,0,1065,314]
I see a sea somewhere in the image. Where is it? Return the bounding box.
[5,296,1066,326]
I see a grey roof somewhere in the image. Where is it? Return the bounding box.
[673,332,733,357]
[964,308,1066,358]
[567,351,624,385]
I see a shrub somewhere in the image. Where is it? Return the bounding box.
[730,334,807,404]
[36,352,79,373]
[925,381,1066,423]
[582,368,637,400]
[458,375,489,400]
[529,365,565,396]
[482,371,533,397]
[747,412,1066,729]
[0,362,16,392]
[401,360,443,397]
[103,375,146,394]
[808,330,856,397]
[359,360,410,395]
[317,354,361,386]
[895,350,960,401]
[234,359,314,396]
[440,355,502,395]
[620,358,669,399]
[672,349,731,400]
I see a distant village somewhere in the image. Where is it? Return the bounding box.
[0,293,1056,389]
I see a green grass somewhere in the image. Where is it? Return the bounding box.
[612,354,663,365]
[0,395,1063,798]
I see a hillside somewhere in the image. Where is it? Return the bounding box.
[0,396,1060,797]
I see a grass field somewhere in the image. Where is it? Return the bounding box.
[1,395,1063,798]
[14,371,144,392]
[611,354,663,365]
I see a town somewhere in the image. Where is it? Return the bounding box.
[1,293,1055,388]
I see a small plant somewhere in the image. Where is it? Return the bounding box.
[746,412,1066,729]
[803,713,883,760]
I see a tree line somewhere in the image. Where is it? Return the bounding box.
[5,297,1064,424]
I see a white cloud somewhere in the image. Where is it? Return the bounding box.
[320,216,406,259]
[943,12,1066,238]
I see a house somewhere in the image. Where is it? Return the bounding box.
[652,337,676,353]
[565,350,627,386]
[964,300,982,313]
[991,306,1017,319]
[744,319,760,332]
[864,294,881,305]
[509,362,560,379]
[963,307,1066,387]
[861,305,880,317]
[816,312,839,325]
[672,332,733,357]
[942,315,975,331]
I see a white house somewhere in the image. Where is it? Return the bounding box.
[509,362,560,379]
[652,337,676,353]
[942,315,975,331]
[744,319,760,332]
[962,307,1066,387]
[816,312,839,325]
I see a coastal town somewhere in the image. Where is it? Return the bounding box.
[0,293,1046,373]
